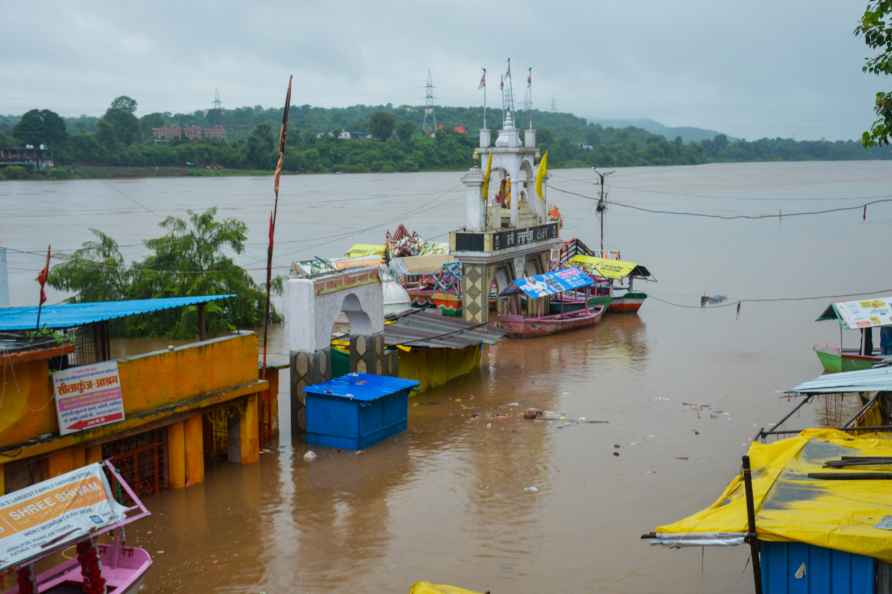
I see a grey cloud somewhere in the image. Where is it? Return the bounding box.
[2,0,882,140]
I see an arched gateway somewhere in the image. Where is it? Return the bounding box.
[285,267,396,436]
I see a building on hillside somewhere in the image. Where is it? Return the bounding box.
[0,295,280,498]
[0,147,54,170]
[151,125,226,143]
[204,125,226,140]
[151,126,182,142]
[337,130,352,140]
[452,124,467,135]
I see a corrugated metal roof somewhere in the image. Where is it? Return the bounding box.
[383,310,504,349]
[788,365,892,395]
[0,295,234,331]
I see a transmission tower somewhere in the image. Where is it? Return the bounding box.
[422,69,437,136]
[213,89,223,110]
[550,96,557,112]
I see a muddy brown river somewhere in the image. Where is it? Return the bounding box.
[3,162,892,592]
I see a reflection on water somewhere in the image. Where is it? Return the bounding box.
[6,162,892,593]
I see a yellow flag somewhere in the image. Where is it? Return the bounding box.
[535,150,549,200]
[480,152,493,201]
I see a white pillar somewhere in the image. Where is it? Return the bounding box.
[461,167,485,231]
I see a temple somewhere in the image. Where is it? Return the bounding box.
[450,61,560,324]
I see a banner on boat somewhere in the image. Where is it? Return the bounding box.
[53,360,126,436]
[569,255,638,280]
[0,463,127,570]
[825,297,892,329]
[511,267,592,299]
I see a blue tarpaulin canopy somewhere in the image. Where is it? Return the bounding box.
[0,295,234,331]
[503,267,592,299]
[304,372,419,402]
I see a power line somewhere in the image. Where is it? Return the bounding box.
[650,288,892,310]
[550,184,892,220]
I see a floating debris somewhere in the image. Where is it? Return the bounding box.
[303,450,318,462]
[524,485,540,493]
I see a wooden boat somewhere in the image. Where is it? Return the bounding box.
[814,297,892,373]
[548,292,611,314]
[607,290,648,314]
[497,268,605,338]
[1,461,152,594]
[814,344,883,373]
[499,305,605,338]
[568,254,653,315]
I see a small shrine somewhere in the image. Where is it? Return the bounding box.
[449,60,561,324]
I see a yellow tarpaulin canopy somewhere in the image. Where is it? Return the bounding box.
[409,582,484,594]
[569,255,638,280]
[345,243,386,258]
[654,428,892,562]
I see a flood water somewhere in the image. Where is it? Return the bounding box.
[3,161,892,593]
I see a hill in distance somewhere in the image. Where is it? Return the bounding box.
[588,117,726,143]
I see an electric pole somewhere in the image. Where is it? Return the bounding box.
[594,168,614,256]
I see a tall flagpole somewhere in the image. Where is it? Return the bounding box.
[262,75,293,371]
[481,67,487,129]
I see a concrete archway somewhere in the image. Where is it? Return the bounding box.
[285,269,383,353]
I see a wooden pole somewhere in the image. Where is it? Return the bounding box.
[742,455,763,594]
[262,75,293,371]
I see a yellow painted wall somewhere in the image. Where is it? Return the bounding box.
[0,358,57,448]
[167,421,186,489]
[184,414,204,486]
[118,333,259,415]
[397,345,482,392]
[0,333,259,449]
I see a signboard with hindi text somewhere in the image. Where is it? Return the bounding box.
[0,463,126,570]
[53,360,126,436]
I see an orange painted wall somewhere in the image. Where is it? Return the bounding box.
[0,358,58,447]
[0,333,259,449]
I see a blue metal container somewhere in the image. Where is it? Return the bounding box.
[761,542,875,594]
[303,373,418,450]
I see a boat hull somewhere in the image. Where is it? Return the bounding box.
[814,346,883,373]
[608,292,647,314]
[548,295,612,315]
[498,306,605,338]
[8,544,152,594]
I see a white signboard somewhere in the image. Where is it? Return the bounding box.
[834,297,892,330]
[0,463,126,570]
[53,361,125,436]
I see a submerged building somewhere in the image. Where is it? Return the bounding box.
[0,296,278,496]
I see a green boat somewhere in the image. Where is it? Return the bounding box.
[548,294,612,315]
[814,346,882,373]
[815,297,892,373]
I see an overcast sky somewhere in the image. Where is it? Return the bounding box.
[3,1,882,140]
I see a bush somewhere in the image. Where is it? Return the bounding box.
[1,166,29,180]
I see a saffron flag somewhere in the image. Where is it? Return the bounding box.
[535,151,549,200]
[273,75,293,197]
[478,68,486,90]
[36,245,51,305]
[481,152,493,201]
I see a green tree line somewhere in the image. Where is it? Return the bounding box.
[2,96,891,180]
